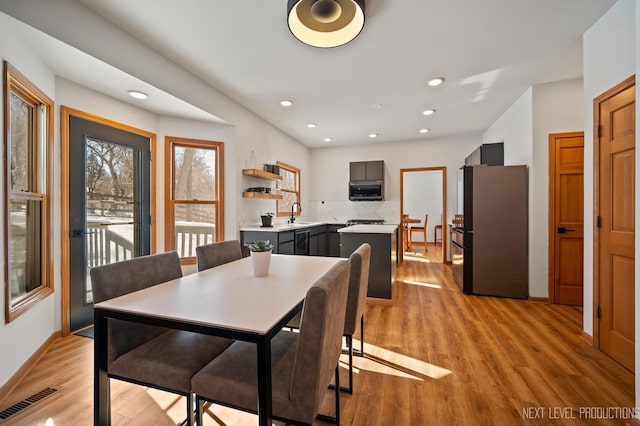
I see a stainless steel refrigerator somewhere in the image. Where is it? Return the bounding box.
[462,165,528,298]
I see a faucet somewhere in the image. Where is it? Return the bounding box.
[290,202,301,224]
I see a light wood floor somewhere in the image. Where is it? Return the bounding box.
[1,260,636,425]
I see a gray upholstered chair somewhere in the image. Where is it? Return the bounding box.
[287,242,371,394]
[90,251,234,425]
[191,260,351,425]
[195,239,244,271]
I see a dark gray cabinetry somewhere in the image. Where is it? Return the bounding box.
[339,229,397,299]
[349,160,384,181]
[327,224,344,257]
[465,142,504,166]
[308,225,327,256]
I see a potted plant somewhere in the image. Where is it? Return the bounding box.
[260,212,274,227]
[249,240,274,277]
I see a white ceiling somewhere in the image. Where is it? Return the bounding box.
[2,0,617,148]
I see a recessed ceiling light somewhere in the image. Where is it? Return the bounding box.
[128,90,148,99]
[280,100,293,107]
[427,78,445,87]
[369,133,378,138]
[324,138,332,142]
[372,103,383,109]
[306,123,317,128]
[419,129,430,134]
[422,109,436,116]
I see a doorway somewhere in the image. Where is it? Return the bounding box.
[548,131,584,306]
[61,107,156,335]
[594,76,635,372]
[400,167,446,263]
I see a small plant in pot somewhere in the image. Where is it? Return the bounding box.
[249,240,274,277]
[260,212,274,227]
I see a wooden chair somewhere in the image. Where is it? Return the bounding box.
[434,214,443,245]
[286,242,371,394]
[196,240,244,271]
[90,252,234,425]
[410,214,428,251]
[192,261,351,425]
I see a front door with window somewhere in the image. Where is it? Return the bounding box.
[68,116,151,332]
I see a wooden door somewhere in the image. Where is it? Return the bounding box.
[595,77,635,372]
[549,132,584,305]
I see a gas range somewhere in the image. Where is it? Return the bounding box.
[345,219,385,226]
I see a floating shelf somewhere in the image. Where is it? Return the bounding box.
[242,168,282,180]
[242,192,283,200]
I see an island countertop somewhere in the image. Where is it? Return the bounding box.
[337,224,398,234]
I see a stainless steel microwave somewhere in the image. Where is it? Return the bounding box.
[349,181,384,201]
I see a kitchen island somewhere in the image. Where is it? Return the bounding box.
[338,224,398,300]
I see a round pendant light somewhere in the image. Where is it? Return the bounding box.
[287,0,365,48]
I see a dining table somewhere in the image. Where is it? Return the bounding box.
[401,216,421,250]
[93,254,342,426]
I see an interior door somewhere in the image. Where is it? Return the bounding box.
[549,132,584,305]
[597,79,635,372]
[68,116,151,332]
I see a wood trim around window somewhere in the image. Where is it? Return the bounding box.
[164,136,225,265]
[60,105,157,336]
[276,160,301,218]
[4,61,54,323]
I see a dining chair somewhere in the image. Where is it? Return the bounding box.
[191,260,351,425]
[410,214,429,251]
[90,251,234,425]
[286,242,371,394]
[196,239,244,271]
[434,213,443,245]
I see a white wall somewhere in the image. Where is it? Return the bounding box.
[0,12,58,388]
[308,133,481,257]
[403,171,443,243]
[583,0,635,339]
[583,0,638,407]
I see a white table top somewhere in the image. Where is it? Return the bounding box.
[94,254,343,335]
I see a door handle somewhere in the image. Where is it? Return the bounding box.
[557,227,576,234]
[72,229,96,237]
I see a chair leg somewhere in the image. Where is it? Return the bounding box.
[194,396,203,425]
[317,365,341,424]
[186,393,194,426]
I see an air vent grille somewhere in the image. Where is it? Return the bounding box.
[0,387,58,422]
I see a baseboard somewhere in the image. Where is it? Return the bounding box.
[529,296,549,303]
[580,331,594,346]
[0,330,61,405]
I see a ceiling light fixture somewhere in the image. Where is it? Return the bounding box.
[307,123,317,128]
[428,78,445,87]
[287,0,365,48]
[422,109,436,116]
[368,133,378,138]
[419,129,430,134]
[127,90,148,99]
[324,137,332,142]
[280,100,293,107]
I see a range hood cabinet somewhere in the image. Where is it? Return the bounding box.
[349,160,384,201]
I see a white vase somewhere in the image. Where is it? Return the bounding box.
[251,250,272,277]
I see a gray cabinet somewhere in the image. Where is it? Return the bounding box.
[327,224,344,257]
[308,225,327,256]
[465,143,504,166]
[241,226,328,256]
[349,160,384,181]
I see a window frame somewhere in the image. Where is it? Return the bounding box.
[276,161,301,218]
[164,136,224,264]
[3,61,54,323]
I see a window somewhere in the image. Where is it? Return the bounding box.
[165,137,224,263]
[4,61,53,323]
[276,161,300,218]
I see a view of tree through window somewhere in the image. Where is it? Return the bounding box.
[166,137,224,261]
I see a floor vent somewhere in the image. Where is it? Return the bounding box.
[0,387,58,422]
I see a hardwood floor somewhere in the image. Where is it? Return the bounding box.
[1,260,636,425]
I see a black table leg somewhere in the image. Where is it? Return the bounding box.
[94,308,110,425]
[256,336,273,426]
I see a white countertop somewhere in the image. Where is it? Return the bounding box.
[337,224,398,234]
[240,221,328,232]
